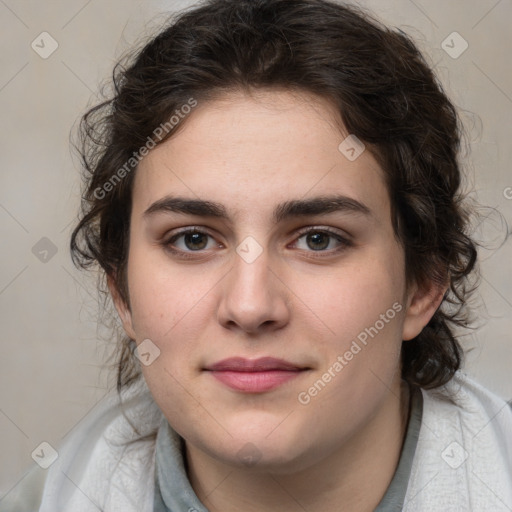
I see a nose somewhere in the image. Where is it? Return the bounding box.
[216,248,290,335]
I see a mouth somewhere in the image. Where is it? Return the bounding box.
[204,357,310,393]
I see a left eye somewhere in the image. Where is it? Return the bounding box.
[292,230,347,252]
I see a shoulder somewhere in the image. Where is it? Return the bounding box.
[404,372,512,512]
[32,380,164,512]
[422,371,512,435]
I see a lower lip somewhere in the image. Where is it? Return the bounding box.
[208,370,304,392]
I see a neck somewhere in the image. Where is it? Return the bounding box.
[186,379,410,512]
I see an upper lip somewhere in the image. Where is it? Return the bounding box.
[205,357,307,372]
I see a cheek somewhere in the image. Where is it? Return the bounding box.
[295,250,405,345]
[125,243,216,340]
[294,277,404,433]
[292,246,406,403]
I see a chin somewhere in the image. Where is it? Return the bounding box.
[193,414,316,472]
[215,441,305,473]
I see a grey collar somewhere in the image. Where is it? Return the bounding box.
[154,386,423,512]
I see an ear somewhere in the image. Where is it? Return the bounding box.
[107,274,137,341]
[402,279,448,341]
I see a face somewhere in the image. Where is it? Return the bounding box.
[112,89,436,473]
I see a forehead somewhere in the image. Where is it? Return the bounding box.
[132,89,389,224]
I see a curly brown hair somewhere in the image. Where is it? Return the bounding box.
[70,0,477,394]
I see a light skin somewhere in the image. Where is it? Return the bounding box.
[109,89,445,512]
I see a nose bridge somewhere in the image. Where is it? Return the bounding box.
[233,246,270,298]
[217,242,289,333]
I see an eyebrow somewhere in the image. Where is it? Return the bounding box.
[143,195,372,223]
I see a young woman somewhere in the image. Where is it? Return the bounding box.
[17,0,512,510]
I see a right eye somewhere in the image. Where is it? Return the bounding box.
[163,228,222,257]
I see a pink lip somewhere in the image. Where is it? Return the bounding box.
[205,357,308,393]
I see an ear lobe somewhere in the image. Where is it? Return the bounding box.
[107,275,137,341]
[402,280,448,341]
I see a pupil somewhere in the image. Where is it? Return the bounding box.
[185,232,207,250]
[308,232,329,250]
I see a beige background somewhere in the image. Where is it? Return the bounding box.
[1,0,511,498]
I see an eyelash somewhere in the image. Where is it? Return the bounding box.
[162,226,352,260]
